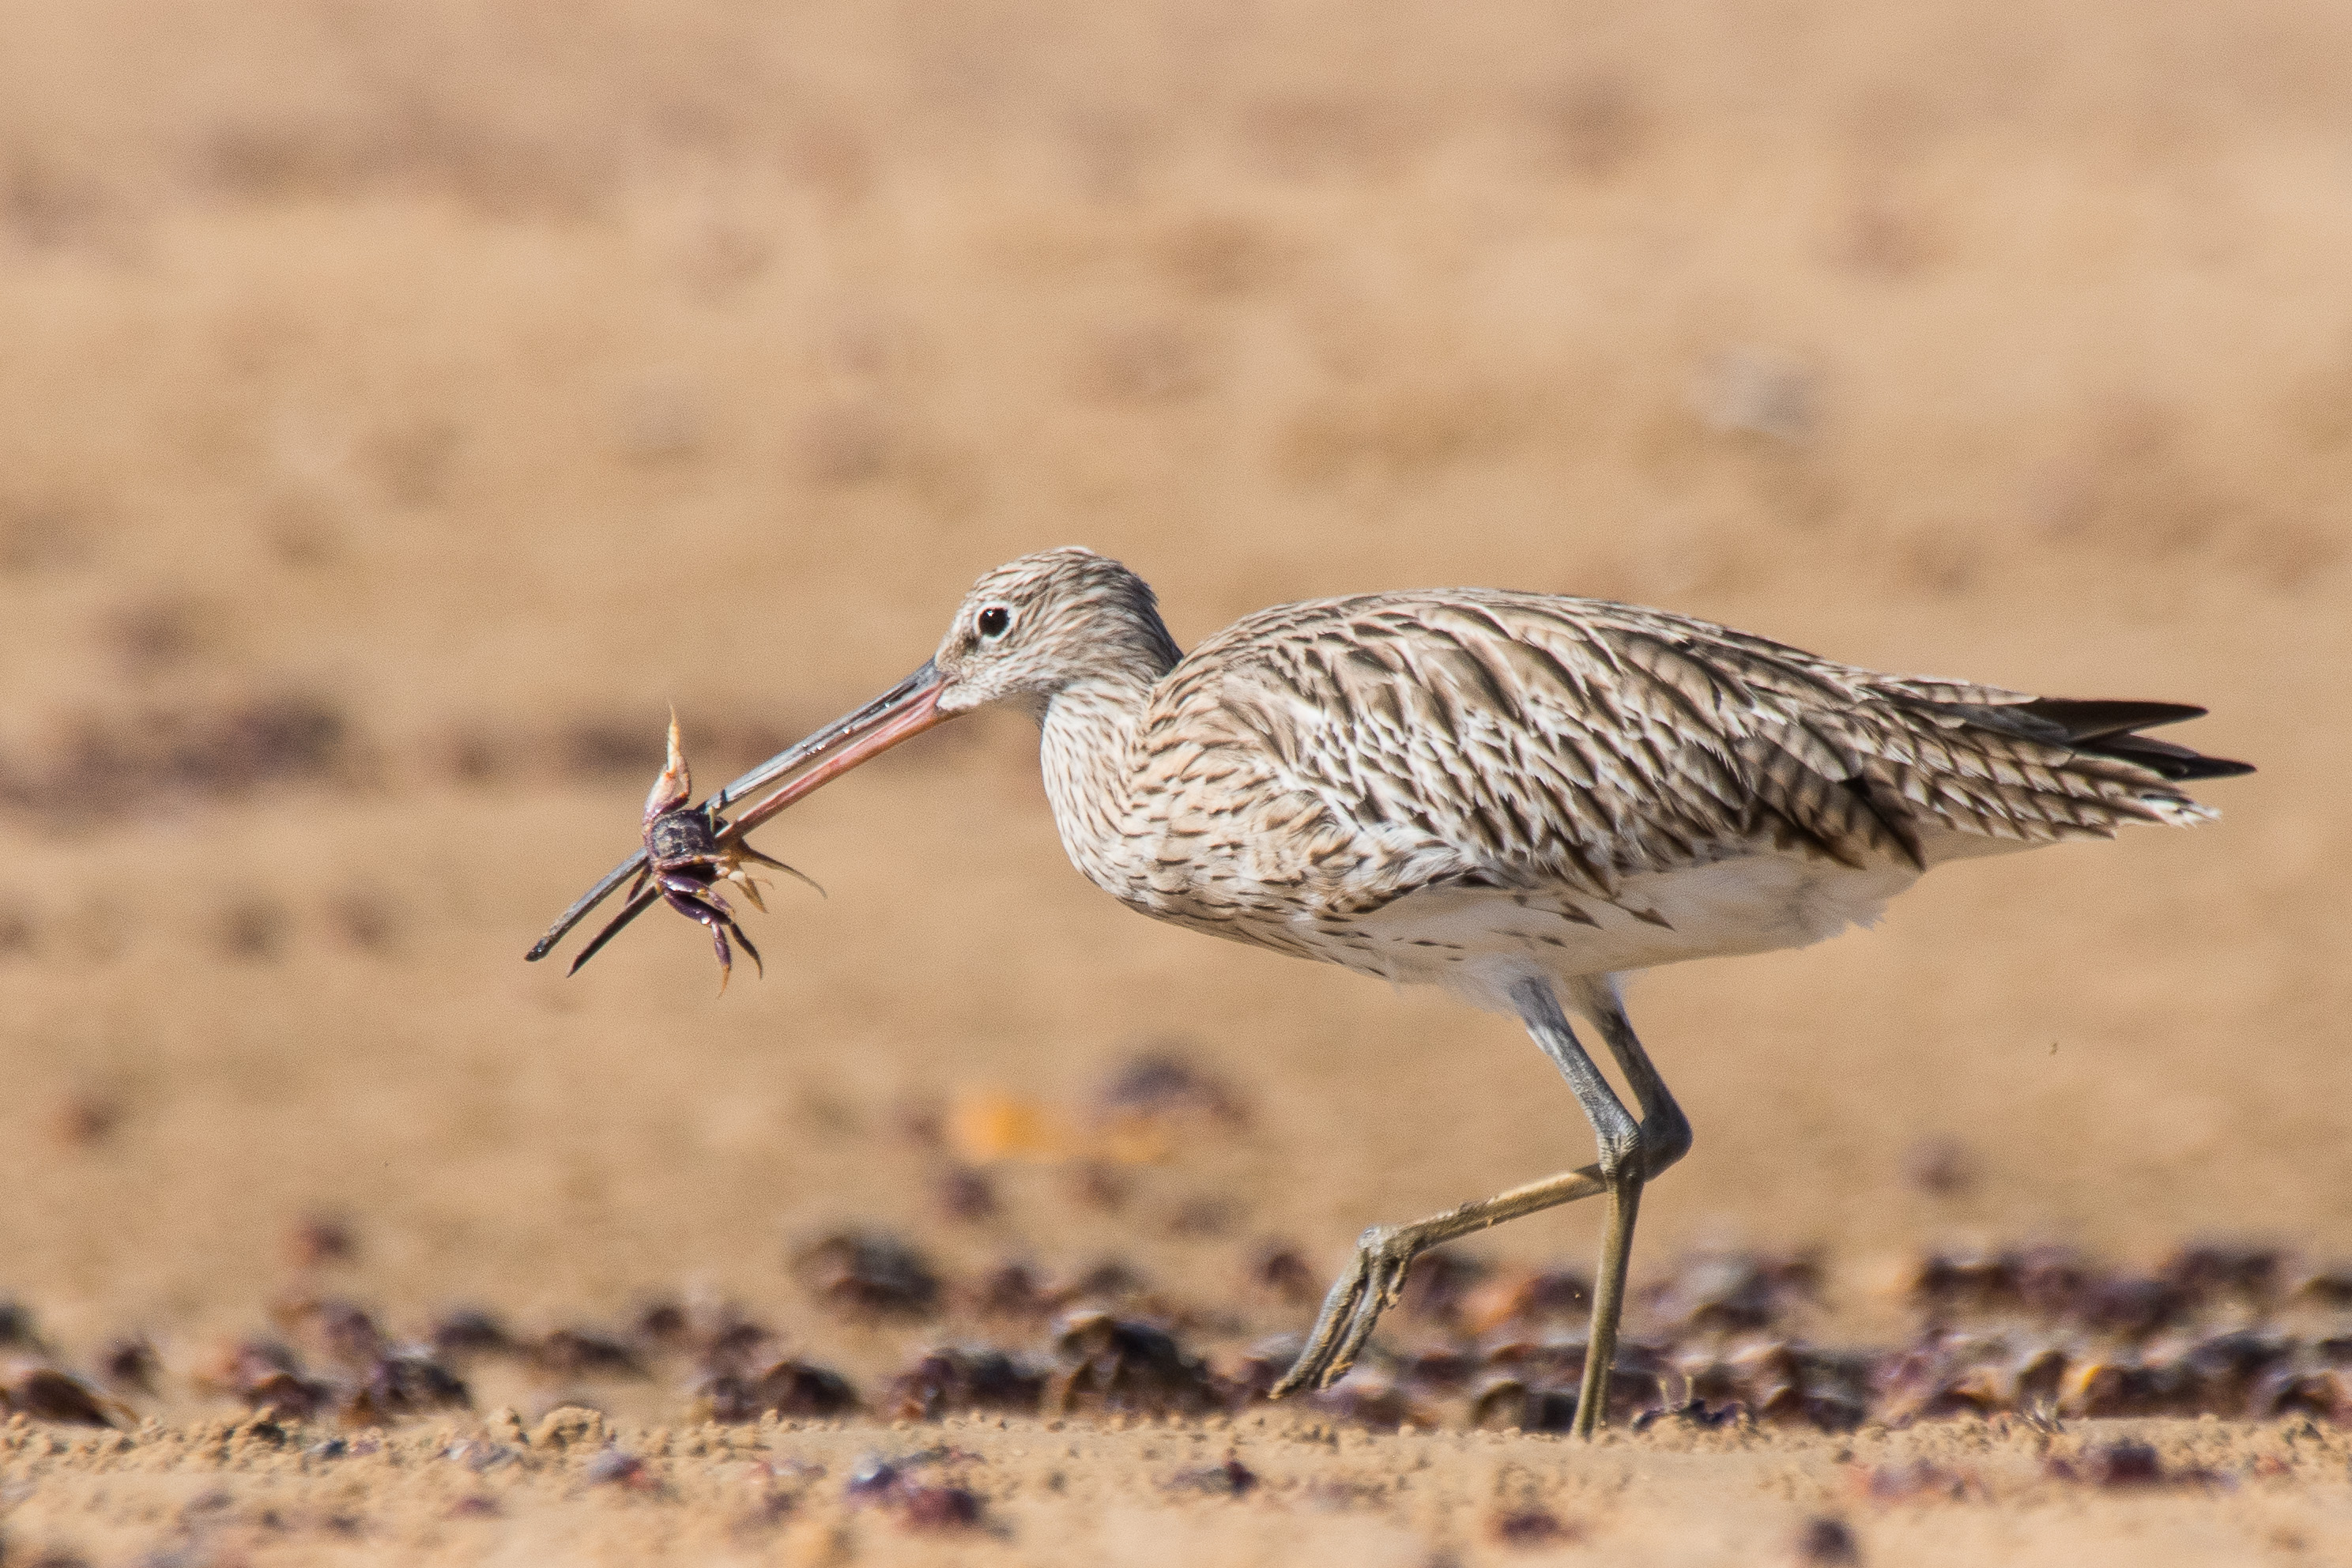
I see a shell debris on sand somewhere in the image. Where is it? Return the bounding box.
[9,1238,2352,1449]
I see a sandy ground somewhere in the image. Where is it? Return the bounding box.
[9,1412,2352,1568]
[3,0,2351,1561]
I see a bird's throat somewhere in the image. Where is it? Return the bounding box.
[1036,675,1152,891]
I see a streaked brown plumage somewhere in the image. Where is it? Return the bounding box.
[530,545,2250,1435]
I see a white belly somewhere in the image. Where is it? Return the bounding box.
[1299,848,1932,1016]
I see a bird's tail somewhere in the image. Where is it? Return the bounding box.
[1912,695,2252,831]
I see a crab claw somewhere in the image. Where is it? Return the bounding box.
[645,709,692,825]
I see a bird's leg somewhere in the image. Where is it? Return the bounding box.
[1270,1162,1610,1399]
[1568,984,1692,1437]
[1269,978,1682,1430]
[1516,975,1647,1438]
[1566,975,1693,1182]
[1580,1171,1642,1436]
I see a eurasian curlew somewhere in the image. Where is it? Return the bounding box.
[530,546,2251,1435]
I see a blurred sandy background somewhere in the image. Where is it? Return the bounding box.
[0,0,2348,1528]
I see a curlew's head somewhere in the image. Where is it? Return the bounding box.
[526,548,1174,969]
[567,551,1175,874]
[932,547,1182,718]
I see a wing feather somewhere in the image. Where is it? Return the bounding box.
[1141,588,2244,913]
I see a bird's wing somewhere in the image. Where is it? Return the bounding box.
[1148,590,2236,903]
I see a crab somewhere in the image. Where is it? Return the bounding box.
[579,714,816,989]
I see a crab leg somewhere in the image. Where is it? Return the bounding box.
[659,849,825,910]
[658,884,764,990]
[526,661,943,964]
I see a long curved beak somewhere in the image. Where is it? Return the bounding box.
[706,659,952,832]
[526,660,952,965]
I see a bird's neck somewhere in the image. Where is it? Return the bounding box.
[1035,658,1166,889]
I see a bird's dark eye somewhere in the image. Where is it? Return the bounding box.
[977,605,1012,639]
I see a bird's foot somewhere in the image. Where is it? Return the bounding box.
[1268,1223,1419,1397]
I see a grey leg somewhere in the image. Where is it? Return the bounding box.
[1566,975,1693,1181]
[1514,977,1645,1437]
[1273,975,1693,1439]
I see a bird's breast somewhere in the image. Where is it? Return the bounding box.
[1036,690,1400,937]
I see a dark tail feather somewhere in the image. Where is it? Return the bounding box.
[2087,732,2255,782]
[2007,698,2211,742]
[1923,696,2254,782]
